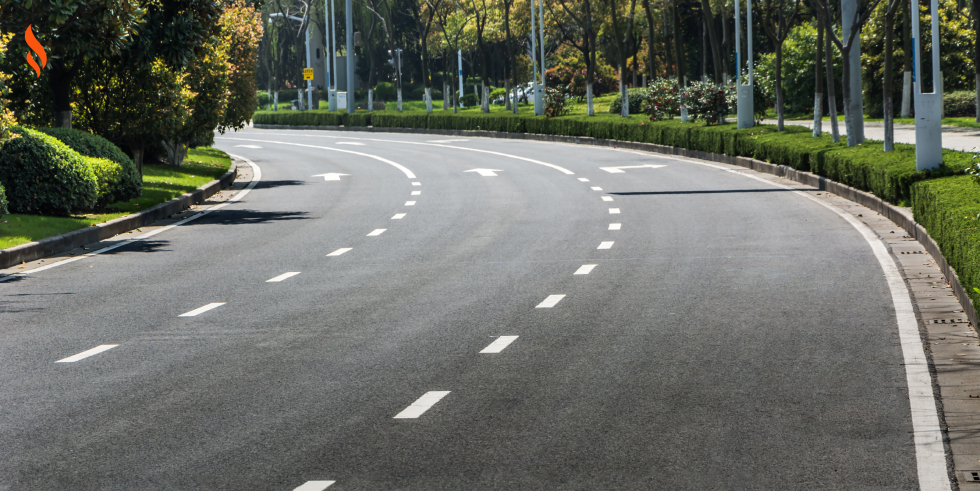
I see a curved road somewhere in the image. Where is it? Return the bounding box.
[0,128,949,489]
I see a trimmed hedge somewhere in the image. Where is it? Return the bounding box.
[0,127,98,215]
[38,127,142,206]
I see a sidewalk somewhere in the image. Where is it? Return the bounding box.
[760,119,979,153]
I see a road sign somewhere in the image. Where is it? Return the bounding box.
[303,68,314,80]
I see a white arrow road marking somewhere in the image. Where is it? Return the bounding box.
[480,336,519,353]
[600,164,667,173]
[327,248,352,256]
[602,196,614,201]
[536,294,566,308]
[234,145,262,148]
[591,186,602,191]
[219,137,416,178]
[179,303,226,317]
[574,265,597,275]
[56,345,118,363]
[293,482,336,491]
[392,213,406,219]
[578,178,590,182]
[411,190,421,196]
[267,272,301,282]
[312,173,350,181]
[609,208,621,214]
[394,391,451,419]
[465,168,503,177]
[598,241,614,250]
[609,223,622,230]
[405,201,416,206]
[336,142,364,145]
[367,229,386,236]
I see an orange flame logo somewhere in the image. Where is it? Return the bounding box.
[25,25,46,77]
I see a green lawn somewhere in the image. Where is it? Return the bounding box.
[0,147,232,250]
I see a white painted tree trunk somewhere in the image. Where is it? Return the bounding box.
[587,83,594,116]
[513,86,519,114]
[425,87,433,113]
[444,82,449,110]
[975,73,979,123]
[274,91,279,111]
[828,94,840,143]
[267,89,272,110]
[368,89,373,112]
[812,93,823,136]
[482,83,489,112]
[621,82,629,118]
[901,71,912,118]
[397,88,403,112]
[505,80,511,111]
[298,89,304,110]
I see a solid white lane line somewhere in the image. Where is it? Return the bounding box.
[267,272,301,282]
[412,182,421,186]
[574,264,597,275]
[367,229,386,236]
[591,186,602,191]
[661,154,952,490]
[55,345,118,363]
[0,156,262,283]
[411,190,421,195]
[235,145,262,148]
[427,139,469,143]
[336,142,364,145]
[609,223,622,230]
[535,294,566,308]
[179,302,226,317]
[405,201,416,206]
[392,213,406,219]
[602,196,614,201]
[220,138,416,178]
[394,391,451,419]
[579,178,590,182]
[293,482,336,491]
[597,241,614,250]
[327,248,352,256]
[480,336,519,353]
[609,208,620,214]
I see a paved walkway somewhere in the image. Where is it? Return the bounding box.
[761,119,979,153]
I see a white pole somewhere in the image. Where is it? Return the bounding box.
[305,25,313,110]
[324,0,331,97]
[346,0,354,113]
[331,0,338,88]
[458,49,464,101]
[911,0,943,170]
[538,0,546,93]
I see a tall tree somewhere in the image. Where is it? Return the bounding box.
[607,0,640,117]
[468,0,494,112]
[555,0,600,114]
[881,0,903,150]
[813,11,825,136]
[900,0,912,117]
[761,0,802,131]
[824,2,841,142]
[974,0,979,122]
[365,0,405,110]
[409,0,443,112]
[699,0,723,82]
[643,0,657,81]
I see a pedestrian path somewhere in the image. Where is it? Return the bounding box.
[761,119,979,153]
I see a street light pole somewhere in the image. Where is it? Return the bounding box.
[346,0,355,112]
[305,24,313,109]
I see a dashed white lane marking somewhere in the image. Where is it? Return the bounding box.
[55,345,118,363]
[609,208,621,214]
[179,303,226,317]
[327,248,352,256]
[578,178,590,182]
[293,481,336,491]
[267,272,301,282]
[392,213,406,219]
[574,264,597,275]
[405,201,416,206]
[367,229,386,236]
[412,182,421,186]
[536,294,566,308]
[480,336,519,353]
[394,391,451,419]
[0,156,262,283]
[609,223,622,230]
[234,145,262,148]
[597,241,614,250]
[336,142,365,145]
[602,196,614,201]
[219,137,417,178]
[411,190,421,195]
[591,186,602,191]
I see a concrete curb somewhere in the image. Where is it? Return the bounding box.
[256,123,979,329]
[0,164,238,270]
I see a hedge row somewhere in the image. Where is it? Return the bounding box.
[255,108,980,319]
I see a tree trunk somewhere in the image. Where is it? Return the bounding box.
[672,0,685,84]
[587,0,596,115]
[49,61,73,128]
[421,30,432,113]
[775,40,785,131]
[700,0,723,82]
[813,15,824,136]
[883,3,896,151]
[504,0,513,111]
[825,21,841,143]
[644,0,656,79]
[974,0,979,122]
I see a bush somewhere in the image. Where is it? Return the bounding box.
[375,82,396,101]
[945,90,977,117]
[609,87,652,114]
[0,127,98,215]
[683,81,731,125]
[38,127,141,205]
[545,85,572,118]
[460,93,479,107]
[490,88,508,103]
[0,182,7,216]
[410,86,443,101]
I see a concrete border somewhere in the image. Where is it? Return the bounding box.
[0,165,238,270]
[255,123,979,330]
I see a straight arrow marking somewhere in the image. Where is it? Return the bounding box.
[599,164,667,173]
[312,173,350,181]
[465,168,503,177]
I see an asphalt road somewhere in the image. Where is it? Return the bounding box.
[0,128,941,489]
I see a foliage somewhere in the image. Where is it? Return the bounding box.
[608,88,652,114]
[755,22,843,115]
[461,93,479,107]
[0,182,7,216]
[38,127,141,205]
[944,91,977,117]
[0,127,98,215]
[218,0,263,133]
[545,44,618,98]
[967,149,980,187]
[376,82,397,101]
[545,84,572,118]
[489,88,508,103]
[643,78,680,120]
[411,86,443,100]
[683,81,730,125]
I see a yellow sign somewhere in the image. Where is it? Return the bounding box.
[303,68,314,80]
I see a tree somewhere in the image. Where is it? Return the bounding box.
[606,0,640,117]
[881,0,902,150]
[365,0,406,110]
[554,0,600,114]
[974,0,979,122]
[699,0,722,82]
[813,13,824,136]
[761,0,802,131]
[409,0,443,112]
[219,0,264,132]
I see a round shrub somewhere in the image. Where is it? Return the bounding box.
[0,182,8,216]
[944,90,977,118]
[460,93,479,107]
[0,127,98,215]
[609,87,651,114]
[38,127,141,204]
[375,82,396,101]
[410,86,443,101]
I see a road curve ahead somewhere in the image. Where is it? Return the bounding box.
[0,127,947,490]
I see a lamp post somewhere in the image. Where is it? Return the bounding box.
[346,0,355,113]
[911,0,943,170]
[735,0,753,129]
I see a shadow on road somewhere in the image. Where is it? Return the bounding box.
[192,209,311,226]
[252,179,307,190]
